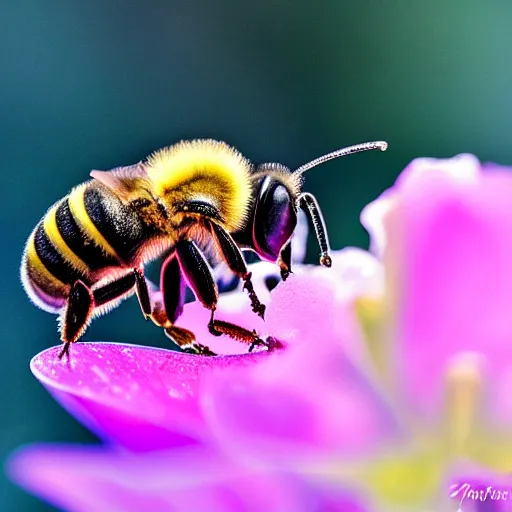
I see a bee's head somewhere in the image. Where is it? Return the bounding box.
[241,164,300,262]
[234,141,388,263]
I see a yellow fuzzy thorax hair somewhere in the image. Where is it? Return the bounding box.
[146,139,252,231]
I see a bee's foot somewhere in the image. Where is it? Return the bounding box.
[248,336,284,353]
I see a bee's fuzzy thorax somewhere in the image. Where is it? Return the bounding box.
[146,139,252,231]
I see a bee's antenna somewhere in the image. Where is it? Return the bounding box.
[294,141,388,176]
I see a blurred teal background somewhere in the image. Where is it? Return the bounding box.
[2,0,512,509]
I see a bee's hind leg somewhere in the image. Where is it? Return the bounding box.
[59,272,146,359]
[58,280,95,359]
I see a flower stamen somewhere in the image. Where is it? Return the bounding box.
[443,352,485,455]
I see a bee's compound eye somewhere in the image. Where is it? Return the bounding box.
[253,180,297,262]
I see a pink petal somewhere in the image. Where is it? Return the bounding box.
[8,444,368,512]
[179,246,384,358]
[328,248,384,301]
[383,157,512,424]
[265,272,369,360]
[360,189,395,258]
[31,343,268,451]
[202,274,399,465]
[272,248,384,305]
[362,154,481,257]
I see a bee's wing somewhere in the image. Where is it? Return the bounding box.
[90,163,148,202]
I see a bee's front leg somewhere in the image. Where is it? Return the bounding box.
[298,192,332,268]
[208,220,266,319]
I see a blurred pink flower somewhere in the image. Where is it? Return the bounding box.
[361,154,512,509]
[10,153,512,511]
[11,444,366,512]
[8,254,390,512]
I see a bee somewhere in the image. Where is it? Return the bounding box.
[21,139,387,357]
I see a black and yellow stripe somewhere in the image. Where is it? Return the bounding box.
[25,232,68,300]
[23,181,154,308]
[33,221,85,285]
[43,202,90,275]
[67,184,121,262]
[81,184,148,261]
[55,198,118,270]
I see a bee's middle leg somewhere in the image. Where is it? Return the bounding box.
[175,239,267,351]
[155,251,217,356]
[96,268,214,356]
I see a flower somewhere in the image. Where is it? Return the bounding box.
[9,153,512,512]
[9,243,393,511]
[359,154,512,509]
[10,444,367,512]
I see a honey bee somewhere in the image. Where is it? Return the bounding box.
[21,139,387,357]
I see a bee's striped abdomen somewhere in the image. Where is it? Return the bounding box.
[55,199,119,271]
[64,182,150,265]
[81,184,149,262]
[33,222,86,286]
[22,181,153,314]
[22,205,93,313]
[22,229,68,312]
